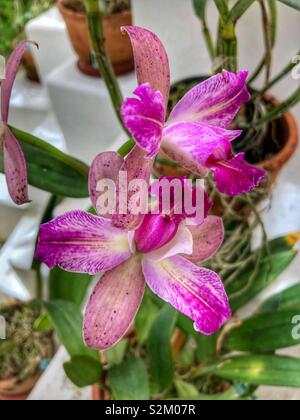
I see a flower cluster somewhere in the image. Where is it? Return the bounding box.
[35,26,266,350]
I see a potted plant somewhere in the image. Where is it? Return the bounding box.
[154,0,299,184]
[57,0,134,77]
[0,0,55,82]
[0,301,54,400]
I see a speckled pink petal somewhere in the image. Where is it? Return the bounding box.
[182,216,224,264]
[35,211,132,275]
[112,146,153,231]
[210,152,267,196]
[83,255,145,350]
[121,26,170,109]
[145,224,193,262]
[142,255,231,335]
[121,84,165,157]
[161,121,241,176]
[167,70,250,129]
[3,126,29,205]
[1,41,38,123]
[89,151,124,215]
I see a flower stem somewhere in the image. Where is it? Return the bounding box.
[255,50,300,96]
[83,0,125,130]
[248,85,300,127]
[117,139,135,157]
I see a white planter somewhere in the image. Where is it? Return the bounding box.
[46,59,136,164]
[25,7,75,83]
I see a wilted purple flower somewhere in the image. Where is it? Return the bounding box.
[120,26,266,197]
[0,41,37,205]
[36,177,230,350]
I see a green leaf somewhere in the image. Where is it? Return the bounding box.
[227,236,297,311]
[104,339,129,366]
[195,333,218,362]
[0,127,89,198]
[44,300,97,359]
[193,0,208,20]
[173,385,245,400]
[227,0,256,23]
[259,283,300,313]
[49,267,92,307]
[108,357,150,400]
[64,355,102,388]
[135,294,160,344]
[174,379,199,399]
[226,310,300,352]
[212,355,300,387]
[148,305,177,391]
[33,313,53,333]
[278,0,300,11]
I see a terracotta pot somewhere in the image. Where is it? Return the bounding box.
[258,95,299,182]
[57,0,134,77]
[0,301,55,400]
[0,373,41,401]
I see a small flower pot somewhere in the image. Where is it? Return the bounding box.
[57,0,134,77]
[13,38,40,83]
[0,301,54,401]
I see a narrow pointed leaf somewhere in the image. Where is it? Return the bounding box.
[148,305,177,391]
[278,0,300,11]
[259,283,300,313]
[226,310,300,352]
[0,127,89,198]
[227,0,256,23]
[212,355,300,387]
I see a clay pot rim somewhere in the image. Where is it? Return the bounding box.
[57,0,132,21]
[258,93,299,171]
[0,300,55,399]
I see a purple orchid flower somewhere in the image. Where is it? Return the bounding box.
[119,26,266,197]
[0,41,37,205]
[36,177,230,350]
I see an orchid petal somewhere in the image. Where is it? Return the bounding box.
[161,121,241,176]
[142,255,231,335]
[36,211,132,275]
[167,70,250,129]
[3,125,29,205]
[145,224,193,262]
[182,216,224,264]
[1,41,38,123]
[121,26,170,109]
[211,152,267,196]
[83,255,145,350]
[89,151,124,215]
[135,213,180,254]
[121,84,165,158]
[112,146,153,231]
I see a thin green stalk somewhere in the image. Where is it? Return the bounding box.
[202,19,216,61]
[35,262,43,300]
[248,85,300,127]
[256,50,300,96]
[83,0,124,130]
[260,0,272,87]
[249,0,277,86]
[117,139,135,157]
